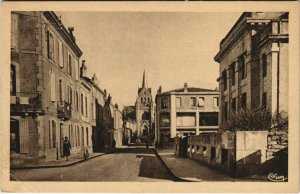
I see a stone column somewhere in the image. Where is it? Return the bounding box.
[271,42,280,114]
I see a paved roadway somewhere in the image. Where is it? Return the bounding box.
[10,147,178,182]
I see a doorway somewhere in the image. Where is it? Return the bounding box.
[60,123,64,158]
[10,119,20,153]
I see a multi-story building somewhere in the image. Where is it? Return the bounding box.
[214,12,289,130]
[10,11,122,166]
[155,83,219,146]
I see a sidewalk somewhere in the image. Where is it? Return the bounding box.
[155,148,237,182]
[11,151,109,170]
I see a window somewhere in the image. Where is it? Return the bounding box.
[11,14,18,49]
[81,127,85,146]
[232,97,236,112]
[77,126,80,146]
[239,55,246,79]
[71,125,74,146]
[70,87,73,106]
[176,97,181,108]
[76,92,79,111]
[262,54,267,77]
[50,71,55,102]
[176,113,196,127]
[59,80,63,102]
[199,112,218,126]
[241,93,247,110]
[81,94,84,115]
[52,121,56,148]
[231,63,235,85]
[224,102,228,121]
[198,97,205,107]
[85,96,88,117]
[159,113,170,127]
[222,71,227,91]
[262,92,267,109]
[54,38,59,64]
[47,31,54,60]
[86,127,89,146]
[48,121,51,149]
[10,64,16,96]
[213,97,219,107]
[190,97,196,107]
[68,54,72,76]
[161,98,169,109]
[58,40,64,68]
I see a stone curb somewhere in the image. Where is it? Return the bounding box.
[11,152,109,170]
[152,148,192,182]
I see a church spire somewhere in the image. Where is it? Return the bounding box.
[142,69,147,88]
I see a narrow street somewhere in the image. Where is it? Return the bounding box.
[10,147,178,182]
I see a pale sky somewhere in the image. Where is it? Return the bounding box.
[57,12,242,109]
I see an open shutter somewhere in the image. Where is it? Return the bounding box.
[19,118,29,153]
[50,72,56,102]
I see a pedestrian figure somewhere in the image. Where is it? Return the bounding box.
[112,139,116,150]
[63,137,71,161]
[155,141,159,150]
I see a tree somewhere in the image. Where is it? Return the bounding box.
[229,108,288,132]
[230,108,272,131]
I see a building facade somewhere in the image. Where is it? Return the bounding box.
[123,71,155,143]
[10,11,122,166]
[155,83,219,146]
[214,12,289,131]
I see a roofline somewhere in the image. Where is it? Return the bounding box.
[43,11,83,58]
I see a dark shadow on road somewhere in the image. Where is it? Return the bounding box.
[136,154,179,181]
[110,147,154,154]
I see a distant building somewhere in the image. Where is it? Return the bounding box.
[214,12,289,131]
[123,71,155,143]
[155,83,219,147]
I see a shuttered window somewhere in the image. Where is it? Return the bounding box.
[50,71,56,102]
[58,40,64,68]
[19,118,29,153]
[47,31,54,60]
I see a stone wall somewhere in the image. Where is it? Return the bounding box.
[176,131,288,178]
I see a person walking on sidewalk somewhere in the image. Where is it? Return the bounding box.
[63,137,71,161]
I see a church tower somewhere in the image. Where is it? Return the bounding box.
[135,70,154,138]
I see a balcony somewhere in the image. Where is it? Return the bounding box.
[57,101,72,121]
[10,92,44,117]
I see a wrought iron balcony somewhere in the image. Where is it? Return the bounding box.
[10,92,44,116]
[57,101,72,121]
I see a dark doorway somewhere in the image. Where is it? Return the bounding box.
[179,136,188,158]
[60,123,64,157]
[10,119,20,153]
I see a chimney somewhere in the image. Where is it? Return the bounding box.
[157,86,162,94]
[80,60,87,77]
[68,27,76,43]
[184,83,188,92]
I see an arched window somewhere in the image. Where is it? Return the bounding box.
[10,64,16,95]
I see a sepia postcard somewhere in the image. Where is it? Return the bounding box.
[1,1,299,193]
